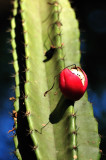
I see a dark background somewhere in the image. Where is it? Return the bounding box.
[0,0,106,159]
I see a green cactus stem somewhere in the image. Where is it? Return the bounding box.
[10,0,21,159]
[10,0,101,159]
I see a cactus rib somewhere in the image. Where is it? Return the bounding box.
[10,0,21,159]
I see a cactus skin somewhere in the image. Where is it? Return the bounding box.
[10,0,101,160]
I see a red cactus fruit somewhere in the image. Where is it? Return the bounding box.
[59,67,88,101]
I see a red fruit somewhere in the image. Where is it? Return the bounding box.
[59,67,88,101]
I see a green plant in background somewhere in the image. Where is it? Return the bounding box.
[10,0,101,159]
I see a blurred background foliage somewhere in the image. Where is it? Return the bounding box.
[0,0,106,159]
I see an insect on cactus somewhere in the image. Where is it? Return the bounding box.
[9,0,101,160]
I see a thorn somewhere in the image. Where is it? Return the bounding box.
[24,55,29,59]
[71,110,78,117]
[22,68,29,72]
[54,91,58,95]
[8,49,14,54]
[8,16,13,21]
[8,61,14,65]
[9,149,17,158]
[8,127,16,133]
[6,28,11,32]
[20,93,28,100]
[73,146,78,150]
[12,110,17,119]
[23,30,27,34]
[99,134,106,139]
[21,41,28,47]
[7,38,12,44]
[56,21,62,27]
[19,9,24,13]
[58,43,64,49]
[59,56,65,61]
[10,9,14,13]
[8,110,17,134]
[11,85,16,91]
[25,80,30,84]
[29,145,38,151]
[80,29,86,33]
[25,95,28,99]
[10,73,16,78]
[22,111,30,117]
[72,127,79,135]
[72,130,77,135]
[26,129,33,136]
[10,0,14,5]
[81,51,86,54]
[21,19,25,24]
[71,113,76,117]
[9,97,16,101]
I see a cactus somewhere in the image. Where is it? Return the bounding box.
[10,0,101,159]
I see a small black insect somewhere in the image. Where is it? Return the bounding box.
[43,45,56,62]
